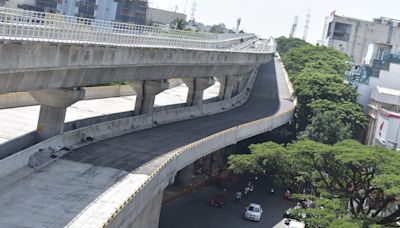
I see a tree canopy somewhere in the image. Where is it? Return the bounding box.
[228,140,400,226]
[276,37,367,143]
[170,18,186,30]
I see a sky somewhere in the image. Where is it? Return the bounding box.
[150,0,400,44]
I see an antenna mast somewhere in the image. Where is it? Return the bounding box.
[303,8,311,41]
[289,15,299,38]
[191,0,197,21]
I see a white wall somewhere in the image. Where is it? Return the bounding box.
[357,63,400,111]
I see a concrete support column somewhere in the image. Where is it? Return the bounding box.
[179,163,194,187]
[130,190,164,228]
[237,73,251,95]
[182,77,215,106]
[29,88,85,141]
[216,75,240,101]
[129,80,169,115]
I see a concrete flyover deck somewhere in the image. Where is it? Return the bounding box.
[0,57,295,227]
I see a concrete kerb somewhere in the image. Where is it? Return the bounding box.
[101,106,295,228]
[99,67,291,228]
[68,65,261,227]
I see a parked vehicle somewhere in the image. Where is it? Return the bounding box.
[208,194,225,208]
[283,189,293,200]
[244,203,263,222]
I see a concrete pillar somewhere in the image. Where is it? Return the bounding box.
[237,73,251,95]
[130,190,164,228]
[129,80,169,115]
[216,75,240,100]
[182,77,215,106]
[29,88,85,141]
[179,163,194,187]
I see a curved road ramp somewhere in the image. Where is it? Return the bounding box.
[0,7,295,228]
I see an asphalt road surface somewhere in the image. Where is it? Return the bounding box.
[160,183,295,228]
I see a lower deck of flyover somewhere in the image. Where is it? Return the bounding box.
[0,57,294,227]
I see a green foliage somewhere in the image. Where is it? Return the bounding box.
[281,44,350,78]
[276,37,366,141]
[276,36,310,54]
[228,140,400,225]
[170,18,186,30]
[299,111,352,144]
[328,218,361,228]
[210,24,225,33]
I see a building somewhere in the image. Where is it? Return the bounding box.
[1,0,36,10]
[366,86,400,150]
[114,0,147,24]
[146,7,186,26]
[346,43,400,109]
[345,41,400,149]
[1,0,148,25]
[321,12,400,64]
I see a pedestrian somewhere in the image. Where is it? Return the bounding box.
[244,186,250,197]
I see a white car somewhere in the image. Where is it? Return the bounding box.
[244,203,263,222]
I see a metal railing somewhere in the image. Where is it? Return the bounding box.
[0,7,272,52]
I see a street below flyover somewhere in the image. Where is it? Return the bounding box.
[159,177,295,228]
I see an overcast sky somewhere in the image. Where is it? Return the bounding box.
[151,0,400,44]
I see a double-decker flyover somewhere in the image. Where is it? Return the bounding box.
[0,7,295,228]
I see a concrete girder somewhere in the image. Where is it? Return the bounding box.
[129,80,169,115]
[29,88,85,141]
[0,41,273,94]
[182,77,215,106]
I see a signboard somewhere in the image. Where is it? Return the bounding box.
[375,114,389,145]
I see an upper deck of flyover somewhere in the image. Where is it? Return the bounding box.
[0,6,274,94]
[0,57,294,227]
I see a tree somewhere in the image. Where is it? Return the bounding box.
[210,23,225,33]
[228,140,400,226]
[275,38,366,139]
[298,111,352,144]
[170,18,186,30]
[308,100,368,139]
[281,44,350,78]
[292,70,361,132]
[276,36,310,54]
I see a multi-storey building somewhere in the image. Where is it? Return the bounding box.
[114,0,147,24]
[146,7,187,26]
[1,0,36,10]
[366,86,400,150]
[1,0,148,25]
[321,12,400,64]
[346,42,400,149]
[346,43,400,109]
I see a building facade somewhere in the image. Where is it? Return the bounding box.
[321,13,400,64]
[345,42,400,149]
[146,7,186,26]
[1,0,148,25]
[366,86,400,150]
[346,43,400,110]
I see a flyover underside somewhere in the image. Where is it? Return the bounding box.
[0,58,293,227]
